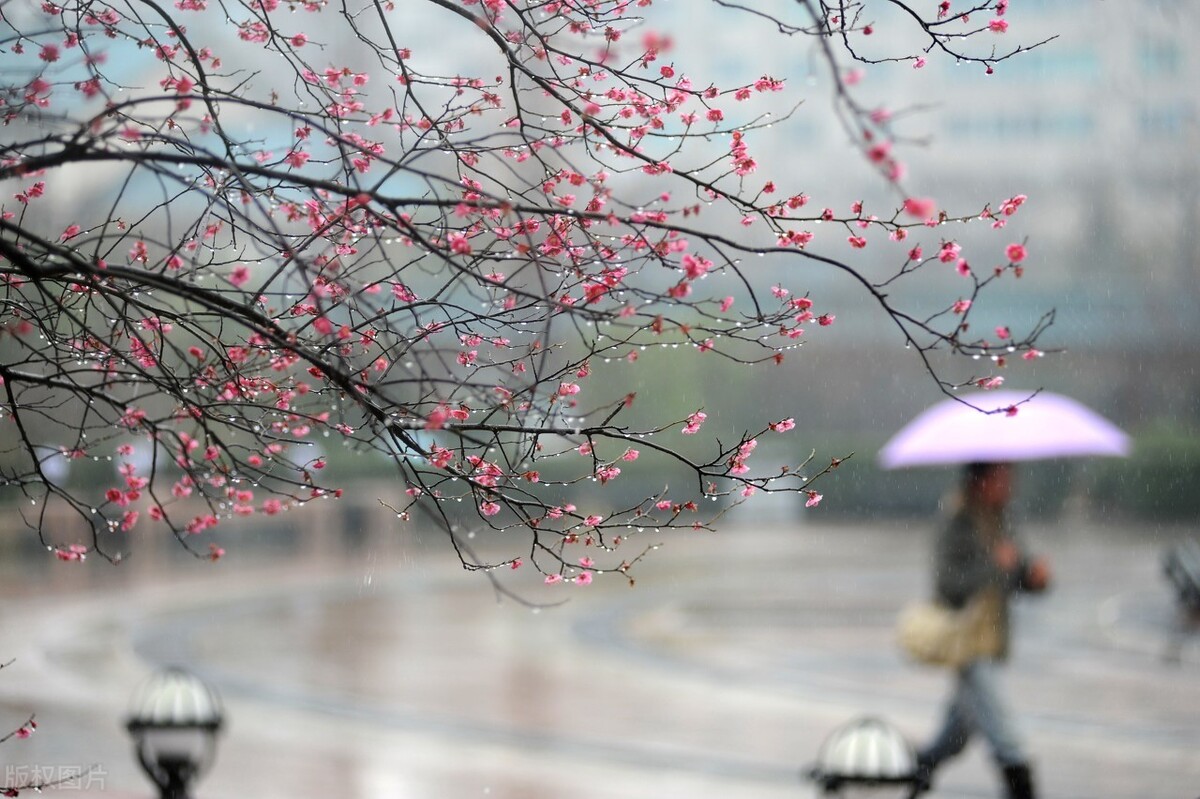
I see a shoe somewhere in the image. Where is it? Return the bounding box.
[913,754,937,793]
[1001,763,1037,799]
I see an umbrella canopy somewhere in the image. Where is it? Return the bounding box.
[879,390,1131,469]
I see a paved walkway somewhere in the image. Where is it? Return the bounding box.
[1,518,1197,798]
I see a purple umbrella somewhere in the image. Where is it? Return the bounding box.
[878,390,1131,469]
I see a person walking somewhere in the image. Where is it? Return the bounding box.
[915,461,1051,799]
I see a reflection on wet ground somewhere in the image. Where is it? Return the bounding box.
[1,518,1197,798]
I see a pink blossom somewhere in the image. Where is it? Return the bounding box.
[938,242,962,263]
[719,296,735,312]
[480,500,501,516]
[805,491,823,508]
[621,448,640,461]
[584,514,604,526]
[595,465,621,483]
[1001,195,1027,216]
[290,33,308,47]
[952,299,972,315]
[769,418,796,432]
[430,446,453,468]
[995,325,1011,340]
[230,266,250,287]
[902,197,937,220]
[988,18,1009,33]
[425,406,449,430]
[682,410,707,435]
[1005,243,1027,263]
[681,253,711,279]
[574,572,594,585]
[391,282,417,302]
[544,574,564,585]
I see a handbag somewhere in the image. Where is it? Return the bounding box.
[896,590,1003,668]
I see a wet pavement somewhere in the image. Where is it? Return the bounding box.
[1,513,1197,799]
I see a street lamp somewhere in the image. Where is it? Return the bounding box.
[125,667,224,799]
[806,716,924,798]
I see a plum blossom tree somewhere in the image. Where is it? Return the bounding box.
[0,0,1052,587]
[0,660,95,797]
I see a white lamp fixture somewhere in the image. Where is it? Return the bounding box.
[126,667,223,799]
[808,716,923,797]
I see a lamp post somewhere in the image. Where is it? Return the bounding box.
[125,667,223,799]
[806,716,925,798]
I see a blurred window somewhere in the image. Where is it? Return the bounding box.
[1138,104,1195,138]
[1137,40,1182,77]
[945,112,1095,140]
[955,48,1099,82]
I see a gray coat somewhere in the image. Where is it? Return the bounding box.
[933,507,1037,660]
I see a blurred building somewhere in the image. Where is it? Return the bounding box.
[628,1,1200,519]
[653,1,1197,432]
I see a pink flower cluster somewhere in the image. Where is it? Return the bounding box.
[682,410,706,435]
